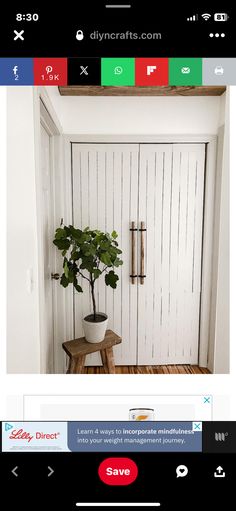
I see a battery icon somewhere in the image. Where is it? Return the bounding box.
[214,13,229,21]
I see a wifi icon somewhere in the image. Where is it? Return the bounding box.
[202,13,211,20]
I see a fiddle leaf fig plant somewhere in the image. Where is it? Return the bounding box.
[53,225,123,321]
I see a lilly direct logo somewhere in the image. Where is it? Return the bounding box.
[8,428,61,443]
[5,423,14,432]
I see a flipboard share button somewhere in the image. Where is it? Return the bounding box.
[98,458,138,486]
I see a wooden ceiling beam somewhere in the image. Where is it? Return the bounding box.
[59,85,226,96]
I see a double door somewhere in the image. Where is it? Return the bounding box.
[72,143,205,365]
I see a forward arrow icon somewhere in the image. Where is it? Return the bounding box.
[48,466,54,477]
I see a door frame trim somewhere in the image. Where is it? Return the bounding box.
[34,88,63,373]
[199,138,217,367]
[66,134,217,143]
[65,134,218,370]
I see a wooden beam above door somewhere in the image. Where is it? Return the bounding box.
[59,86,226,96]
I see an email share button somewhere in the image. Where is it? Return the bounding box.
[169,58,202,85]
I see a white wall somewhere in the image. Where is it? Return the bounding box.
[46,87,221,135]
[218,91,226,126]
[7,87,41,373]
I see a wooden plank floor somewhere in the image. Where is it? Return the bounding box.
[83,365,211,374]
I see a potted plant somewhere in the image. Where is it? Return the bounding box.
[53,225,123,343]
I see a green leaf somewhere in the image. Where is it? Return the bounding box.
[60,274,69,288]
[108,248,118,259]
[53,238,70,251]
[64,226,71,237]
[68,270,75,283]
[113,258,123,267]
[100,252,112,266]
[100,241,110,251]
[105,270,119,289]
[63,260,69,279]
[54,228,67,240]
[71,251,80,261]
[80,256,95,273]
[111,230,118,239]
[70,226,83,241]
[93,269,102,280]
[74,282,83,293]
[73,277,83,293]
[84,245,96,257]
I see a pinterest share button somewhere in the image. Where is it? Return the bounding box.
[98,458,138,486]
[33,58,67,85]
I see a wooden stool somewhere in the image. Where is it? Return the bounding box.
[62,329,122,374]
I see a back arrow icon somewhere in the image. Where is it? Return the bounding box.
[11,466,18,477]
[48,466,54,477]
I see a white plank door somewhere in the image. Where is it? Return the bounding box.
[138,144,205,365]
[72,143,139,365]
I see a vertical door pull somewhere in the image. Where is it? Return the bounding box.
[139,221,146,284]
[130,221,137,283]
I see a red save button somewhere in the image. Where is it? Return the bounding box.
[98,457,138,486]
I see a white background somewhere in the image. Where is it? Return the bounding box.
[0,87,235,420]
[23,395,212,421]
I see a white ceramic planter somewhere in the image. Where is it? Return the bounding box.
[83,313,108,343]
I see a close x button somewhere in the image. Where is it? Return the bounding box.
[98,457,138,485]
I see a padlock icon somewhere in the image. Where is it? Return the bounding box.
[76,30,84,41]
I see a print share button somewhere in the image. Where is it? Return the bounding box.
[98,457,138,485]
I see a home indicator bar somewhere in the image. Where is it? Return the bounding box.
[75,504,161,508]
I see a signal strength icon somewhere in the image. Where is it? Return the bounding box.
[187,14,198,21]
[202,13,211,20]
[215,432,228,442]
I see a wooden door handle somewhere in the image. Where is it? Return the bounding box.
[130,221,137,284]
[139,221,146,285]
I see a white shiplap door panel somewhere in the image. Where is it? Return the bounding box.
[137,144,205,365]
[72,142,205,366]
[137,145,173,364]
[72,144,139,365]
